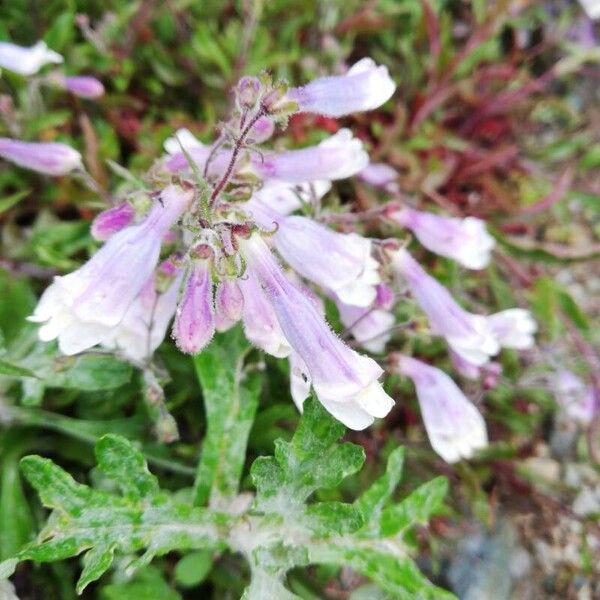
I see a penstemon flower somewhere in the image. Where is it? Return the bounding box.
[91,202,136,241]
[391,248,536,365]
[391,247,499,365]
[334,294,395,353]
[56,75,105,99]
[0,40,62,76]
[552,370,597,427]
[387,207,495,270]
[28,185,192,354]
[288,58,395,117]
[237,267,291,358]
[240,233,394,429]
[102,261,182,364]
[214,279,244,332]
[173,248,216,354]
[250,129,369,182]
[0,138,81,176]
[358,163,399,193]
[245,198,380,306]
[394,355,488,463]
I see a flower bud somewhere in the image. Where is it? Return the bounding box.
[91,203,135,241]
[215,279,244,331]
[237,76,261,109]
[59,75,105,99]
[173,260,215,354]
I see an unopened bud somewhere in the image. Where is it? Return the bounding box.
[191,243,214,260]
[261,80,289,114]
[237,76,261,109]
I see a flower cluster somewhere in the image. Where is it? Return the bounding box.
[20,57,537,462]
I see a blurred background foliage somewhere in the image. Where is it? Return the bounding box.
[0,0,599,598]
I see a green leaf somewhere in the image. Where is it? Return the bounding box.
[380,477,448,537]
[355,447,405,533]
[0,435,35,560]
[309,545,454,600]
[4,410,450,599]
[193,326,262,507]
[174,550,213,588]
[23,349,133,391]
[10,436,226,587]
[76,545,115,594]
[95,435,160,501]
[0,189,29,214]
[251,397,365,513]
[101,566,182,600]
[0,359,38,379]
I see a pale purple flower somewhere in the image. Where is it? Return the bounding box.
[163,128,205,155]
[392,248,499,365]
[288,58,395,118]
[578,0,600,20]
[358,163,399,193]
[247,116,275,144]
[91,202,135,241]
[238,267,291,358]
[215,279,244,332]
[28,185,192,355]
[450,350,502,386]
[487,309,536,350]
[389,207,495,270]
[58,75,105,99]
[375,283,395,310]
[250,129,368,182]
[0,138,81,176]
[173,257,215,354]
[0,40,62,76]
[253,179,331,216]
[396,355,488,463]
[103,263,182,363]
[163,128,225,174]
[553,370,597,426]
[450,350,484,380]
[246,198,380,307]
[335,294,394,353]
[240,233,394,429]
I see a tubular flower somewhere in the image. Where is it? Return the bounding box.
[240,233,394,429]
[58,75,105,99]
[288,58,395,117]
[102,262,182,364]
[553,370,597,427]
[0,138,81,176]
[91,202,136,241]
[358,163,399,193]
[334,294,395,353]
[392,248,499,365]
[246,198,380,307]
[173,253,215,354]
[251,129,368,182]
[487,309,537,350]
[28,185,192,355]
[395,355,488,463]
[214,279,244,332]
[238,267,291,358]
[392,249,536,364]
[388,207,495,270]
[253,179,331,216]
[0,40,62,76]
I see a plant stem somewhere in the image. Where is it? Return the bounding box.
[209,108,265,208]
